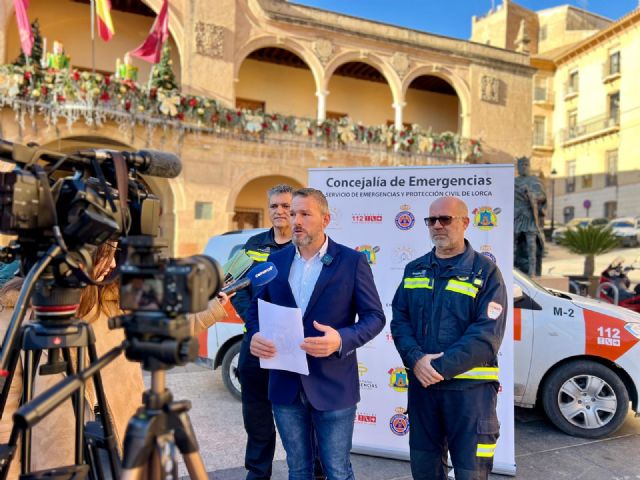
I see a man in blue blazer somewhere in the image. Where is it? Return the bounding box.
[247,188,385,480]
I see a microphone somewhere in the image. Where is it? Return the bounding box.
[222,262,278,295]
[80,149,183,178]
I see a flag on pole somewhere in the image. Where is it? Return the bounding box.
[13,0,33,57]
[130,0,169,64]
[96,0,115,41]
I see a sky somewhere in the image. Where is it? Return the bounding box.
[292,1,639,40]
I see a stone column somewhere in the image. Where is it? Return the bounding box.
[393,101,406,130]
[316,90,329,122]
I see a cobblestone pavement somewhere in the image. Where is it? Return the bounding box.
[156,362,640,480]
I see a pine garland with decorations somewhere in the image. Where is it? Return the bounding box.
[0,63,482,159]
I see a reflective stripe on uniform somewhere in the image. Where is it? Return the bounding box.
[454,367,499,381]
[403,277,433,289]
[445,279,478,298]
[476,443,496,458]
[246,250,269,262]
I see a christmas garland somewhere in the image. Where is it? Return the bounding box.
[0,64,482,158]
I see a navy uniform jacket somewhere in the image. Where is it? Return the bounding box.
[245,238,386,410]
[232,228,291,323]
[390,240,507,390]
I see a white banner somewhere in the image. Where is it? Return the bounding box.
[309,165,516,475]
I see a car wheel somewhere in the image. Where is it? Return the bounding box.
[542,360,629,438]
[221,341,242,401]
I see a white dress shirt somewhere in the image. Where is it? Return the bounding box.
[288,235,329,316]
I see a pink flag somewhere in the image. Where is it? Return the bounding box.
[14,0,33,57]
[130,0,169,64]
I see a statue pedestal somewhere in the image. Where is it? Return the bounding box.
[533,275,569,292]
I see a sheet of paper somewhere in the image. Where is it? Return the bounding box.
[258,299,309,375]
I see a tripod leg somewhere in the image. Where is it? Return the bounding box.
[172,408,207,480]
[75,346,86,466]
[183,451,208,480]
[19,348,36,474]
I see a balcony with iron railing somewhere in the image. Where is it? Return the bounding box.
[602,60,621,83]
[561,112,620,145]
[533,132,554,149]
[563,81,579,100]
[0,63,482,163]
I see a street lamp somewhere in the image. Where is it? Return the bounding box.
[550,168,558,231]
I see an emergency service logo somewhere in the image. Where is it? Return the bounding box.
[389,407,410,436]
[327,206,342,230]
[472,206,501,231]
[355,412,377,426]
[392,246,415,267]
[395,204,415,231]
[388,367,409,392]
[358,362,368,376]
[625,322,640,340]
[356,245,380,265]
[352,213,383,224]
[480,244,497,263]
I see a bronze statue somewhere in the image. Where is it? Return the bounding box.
[514,156,546,276]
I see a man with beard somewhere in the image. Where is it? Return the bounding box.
[390,196,507,480]
[247,188,385,480]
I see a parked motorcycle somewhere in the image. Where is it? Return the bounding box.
[598,257,640,312]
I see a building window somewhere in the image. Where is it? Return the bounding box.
[539,25,547,42]
[605,149,618,186]
[534,77,548,102]
[563,206,575,223]
[326,111,348,120]
[232,208,263,230]
[567,110,578,138]
[568,70,579,94]
[236,97,265,112]
[566,160,576,193]
[581,174,592,189]
[195,201,213,220]
[608,92,620,124]
[609,51,621,75]
[533,116,546,145]
[604,201,617,219]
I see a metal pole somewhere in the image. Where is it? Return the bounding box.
[90,0,96,74]
[551,177,555,231]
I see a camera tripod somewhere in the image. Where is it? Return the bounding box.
[0,246,120,479]
[112,312,208,480]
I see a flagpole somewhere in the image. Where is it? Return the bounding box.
[90,0,96,73]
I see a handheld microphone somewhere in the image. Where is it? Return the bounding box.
[222,262,278,295]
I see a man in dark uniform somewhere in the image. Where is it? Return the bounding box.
[233,184,294,480]
[391,196,507,480]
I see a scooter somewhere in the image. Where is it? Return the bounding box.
[598,257,640,312]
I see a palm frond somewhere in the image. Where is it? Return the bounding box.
[560,225,619,255]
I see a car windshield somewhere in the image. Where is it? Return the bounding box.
[513,269,549,296]
[610,221,634,228]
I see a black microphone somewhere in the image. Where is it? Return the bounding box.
[80,149,183,178]
[222,262,278,295]
[126,150,182,178]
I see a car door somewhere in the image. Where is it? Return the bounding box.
[513,277,540,406]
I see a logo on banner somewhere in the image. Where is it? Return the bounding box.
[327,206,342,229]
[472,206,501,231]
[352,213,383,224]
[393,246,415,266]
[355,412,377,425]
[360,379,379,390]
[480,244,497,263]
[389,407,410,436]
[358,362,368,376]
[388,367,409,392]
[356,245,380,265]
[395,205,415,231]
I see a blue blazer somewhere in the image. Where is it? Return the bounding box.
[245,237,385,411]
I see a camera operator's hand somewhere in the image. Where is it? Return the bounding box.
[217,291,232,306]
[250,333,277,359]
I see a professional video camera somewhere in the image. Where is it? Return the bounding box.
[0,139,223,479]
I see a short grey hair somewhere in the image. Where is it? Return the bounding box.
[293,188,329,215]
[267,184,293,200]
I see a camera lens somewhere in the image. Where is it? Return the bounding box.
[185,254,224,302]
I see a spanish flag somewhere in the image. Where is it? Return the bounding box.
[96,0,115,41]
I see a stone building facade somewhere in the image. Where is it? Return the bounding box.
[0,0,535,255]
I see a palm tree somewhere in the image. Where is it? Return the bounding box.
[560,224,619,278]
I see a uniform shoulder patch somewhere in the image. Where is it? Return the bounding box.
[487,301,503,320]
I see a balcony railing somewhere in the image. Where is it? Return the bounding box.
[561,113,620,143]
[602,60,621,82]
[0,63,482,162]
[563,81,579,99]
[533,132,553,147]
